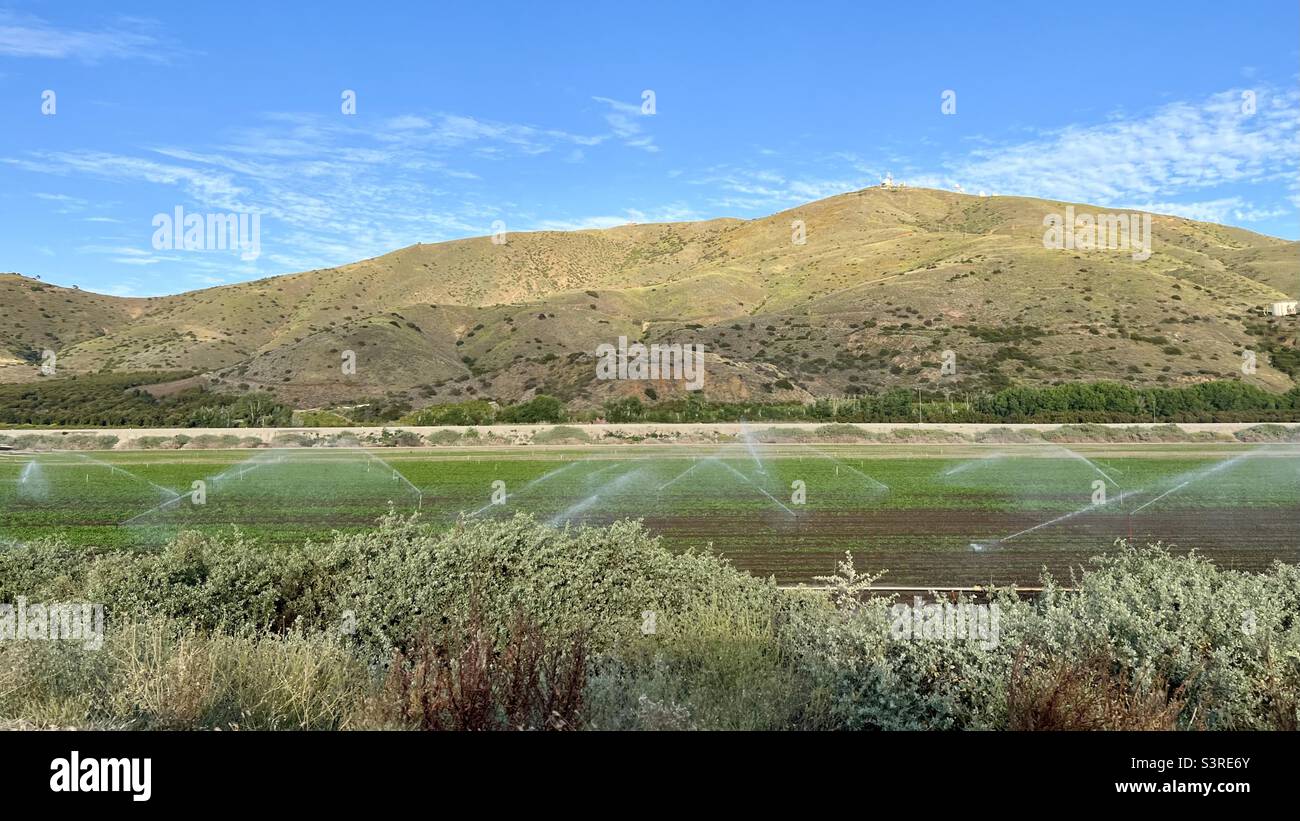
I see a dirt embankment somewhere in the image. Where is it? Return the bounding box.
[2,422,1297,451]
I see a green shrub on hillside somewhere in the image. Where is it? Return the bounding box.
[400,400,496,426]
[0,433,119,450]
[497,395,565,424]
[0,372,291,427]
[1235,424,1300,443]
[532,426,591,444]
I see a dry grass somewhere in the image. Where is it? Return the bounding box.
[1007,646,1197,731]
[358,610,588,731]
[0,620,367,730]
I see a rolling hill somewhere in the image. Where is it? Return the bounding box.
[2,186,1296,410]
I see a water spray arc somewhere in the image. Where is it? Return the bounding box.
[1054,446,1122,489]
[466,460,585,518]
[16,459,49,501]
[942,452,1008,478]
[547,465,646,526]
[794,443,890,491]
[358,449,424,509]
[737,421,769,477]
[1128,449,1260,515]
[118,451,287,527]
[712,459,797,517]
[64,452,182,500]
[973,447,1267,552]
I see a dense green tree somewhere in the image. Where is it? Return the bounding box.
[497,395,565,424]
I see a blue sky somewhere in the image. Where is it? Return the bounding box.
[1,0,1297,296]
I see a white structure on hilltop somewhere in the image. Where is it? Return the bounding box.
[880,173,905,190]
[1270,300,1298,317]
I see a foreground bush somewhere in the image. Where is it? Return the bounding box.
[1,519,1297,730]
[1,513,777,659]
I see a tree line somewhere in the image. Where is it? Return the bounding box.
[3,375,1296,428]
[0,372,291,427]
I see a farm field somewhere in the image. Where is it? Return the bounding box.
[1,442,1296,586]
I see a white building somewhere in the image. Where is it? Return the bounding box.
[1270,300,1298,317]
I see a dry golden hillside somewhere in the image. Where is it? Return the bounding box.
[2,187,1296,407]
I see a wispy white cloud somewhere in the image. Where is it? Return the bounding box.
[1120,197,1291,225]
[928,87,1300,218]
[530,203,698,232]
[684,166,870,211]
[101,279,146,296]
[533,215,635,231]
[5,94,683,283]
[592,96,659,153]
[33,191,93,214]
[77,244,173,266]
[677,87,1298,230]
[9,80,1295,294]
[368,112,608,155]
[0,12,180,62]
